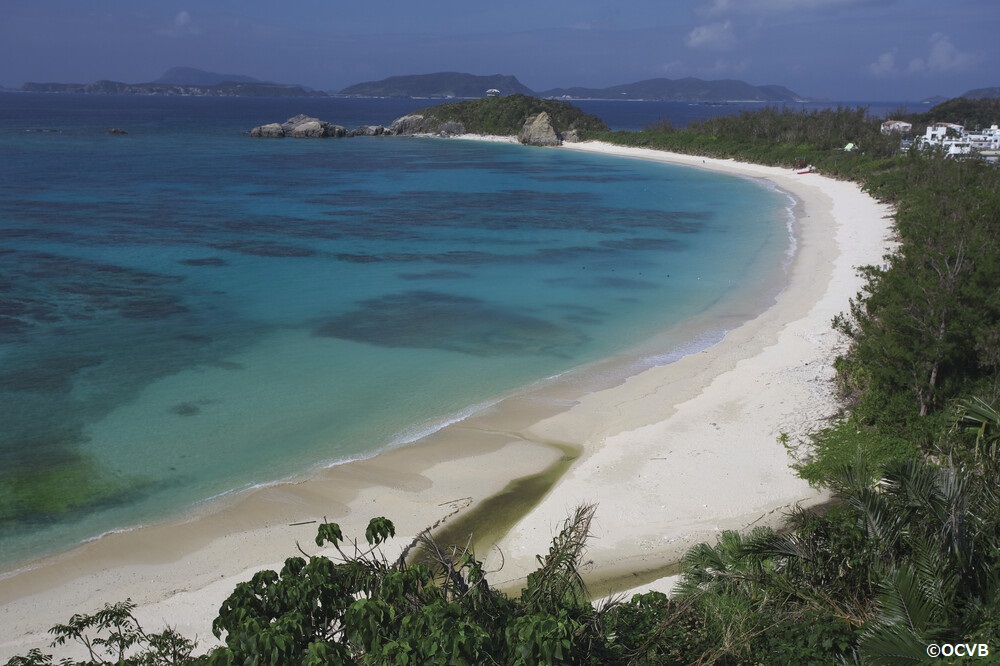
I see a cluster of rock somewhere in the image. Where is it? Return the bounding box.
[249,112,579,147]
[249,114,349,138]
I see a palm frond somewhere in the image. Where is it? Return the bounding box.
[520,504,595,613]
[859,565,939,664]
[957,396,1000,459]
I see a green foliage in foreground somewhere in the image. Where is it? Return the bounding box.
[13,445,1000,664]
[7,506,705,665]
[412,94,608,136]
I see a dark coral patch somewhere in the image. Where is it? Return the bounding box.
[0,315,31,342]
[215,242,316,258]
[180,257,227,267]
[315,291,587,357]
[170,402,201,416]
[398,270,472,281]
[596,276,659,290]
[0,355,102,393]
[599,238,682,251]
[118,296,188,320]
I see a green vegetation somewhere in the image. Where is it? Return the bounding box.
[410,94,608,136]
[8,98,1000,665]
[590,105,900,177]
[902,97,1000,129]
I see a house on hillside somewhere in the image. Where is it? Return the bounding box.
[881,120,913,134]
[486,88,500,97]
[923,122,964,143]
[966,125,1000,151]
[918,122,1000,162]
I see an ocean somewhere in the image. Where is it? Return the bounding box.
[0,93,800,569]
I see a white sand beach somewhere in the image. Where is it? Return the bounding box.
[0,142,894,661]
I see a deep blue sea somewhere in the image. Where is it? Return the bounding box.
[0,93,823,568]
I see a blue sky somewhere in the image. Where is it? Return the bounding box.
[1,0,996,100]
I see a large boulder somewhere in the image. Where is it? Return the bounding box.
[518,112,562,146]
[249,114,346,138]
[387,114,429,135]
[249,122,285,138]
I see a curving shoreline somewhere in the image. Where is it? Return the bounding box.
[0,142,894,660]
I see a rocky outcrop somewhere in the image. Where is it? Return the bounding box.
[387,114,467,137]
[561,129,581,143]
[250,122,285,138]
[249,114,346,138]
[517,112,562,146]
[348,125,391,137]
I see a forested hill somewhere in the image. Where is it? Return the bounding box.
[903,96,1000,128]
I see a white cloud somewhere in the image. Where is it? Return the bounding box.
[919,33,978,73]
[868,50,896,77]
[868,33,979,79]
[687,20,736,50]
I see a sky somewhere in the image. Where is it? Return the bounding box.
[1,0,997,101]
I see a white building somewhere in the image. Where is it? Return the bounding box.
[966,125,1000,151]
[923,122,964,143]
[915,122,1000,161]
[881,119,913,134]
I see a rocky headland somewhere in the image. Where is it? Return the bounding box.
[248,95,606,146]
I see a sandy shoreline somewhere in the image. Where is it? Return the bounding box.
[0,142,894,660]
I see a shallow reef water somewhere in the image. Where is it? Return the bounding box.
[315,291,589,357]
[0,94,791,567]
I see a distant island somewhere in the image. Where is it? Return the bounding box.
[338,71,804,102]
[20,66,324,98]
[13,67,998,104]
[19,67,804,102]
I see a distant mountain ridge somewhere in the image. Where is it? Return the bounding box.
[339,72,535,98]
[339,72,803,102]
[539,78,802,102]
[18,67,806,102]
[153,66,263,86]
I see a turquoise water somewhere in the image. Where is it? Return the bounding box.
[0,95,791,568]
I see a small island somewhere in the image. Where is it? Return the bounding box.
[248,95,609,146]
